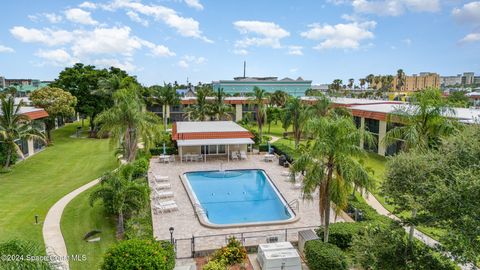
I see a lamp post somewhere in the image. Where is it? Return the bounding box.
[169,227,174,244]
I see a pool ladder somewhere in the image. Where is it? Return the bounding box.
[287,199,299,211]
[193,203,209,218]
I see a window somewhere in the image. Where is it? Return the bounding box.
[364,118,379,134]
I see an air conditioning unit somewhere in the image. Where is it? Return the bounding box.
[297,229,319,256]
[257,242,301,270]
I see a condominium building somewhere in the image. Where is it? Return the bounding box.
[212,76,312,97]
[370,72,440,92]
[440,72,480,87]
[0,77,52,96]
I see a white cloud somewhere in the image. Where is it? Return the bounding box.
[301,20,376,50]
[184,0,203,10]
[233,20,290,49]
[108,0,211,42]
[0,45,14,53]
[402,38,412,45]
[289,68,298,73]
[178,55,206,68]
[233,49,248,55]
[93,58,136,71]
[126,11,149,26]
[452,1,480,24]
[65,8,98,25]
[351,0,440,16]
[28,13,62,23]
[71,26,142,57]
[10,26,74,46]
[79,1,97,9]
[35,49,77,66]
[460,32,480,43]
[150,45,176,57]
[287,46,303,55]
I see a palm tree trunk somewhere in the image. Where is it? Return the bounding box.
[323,168,333,243]
[408,208,417,244]
[4,146,12,168]
[163,105,167,131]
[116,210,125,239]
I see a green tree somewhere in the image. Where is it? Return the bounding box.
[29,87,77,143]
[265,106,280,134]
[150,84,180,130]
[0,239,56,269]
[0,96,46,168]
[90,165,149,239]
[253,87,268,140]
[329,79,343,93]
[366,74,375,88]
[447,90,470,108]
[359,78,366,90]
[348,78,354,89]
[383,88,458,151]
[95,85,162,162]
[210,88,232,120]
[184,86,211,121]
[396,69,405,91]
[291,116,373,242]
[270,90,289,107]
[283,97,311,148]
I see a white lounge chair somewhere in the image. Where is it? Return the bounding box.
[264,154,275,162]
[292,182,303,189]
[152,173,169,182]
[231,152,239,160]
[240,151,247,160]
[153,190,174,199]
[155,183,171,190]
[281,171,291,176]
[154,202,178,213]
[157,200,176,206]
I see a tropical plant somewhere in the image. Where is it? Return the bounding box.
[265,106,280,134]
[90,165,149,238]
[95,85,162,162]
[101,239,175,270]
[348,78,354,89]
[291,116,373,242]
[366,74,375,88]
[0,239,57,269]
[210,88,232,120]
[0,96,46,168]
[29,86,77,143]
[359,78,366,90]
[253,87,268,140]
[211,237,247,266]
[383,88,458,151]
[329,79,343,93]
[184,87,211,121]
[283,97,311,148]
[270,90,289,107]
[150,84,181,130]
[396,69,405,91]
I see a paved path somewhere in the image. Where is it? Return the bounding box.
[269,135,281,143]
[43,179,100,270]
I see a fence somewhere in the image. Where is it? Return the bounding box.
[173,225,318,259]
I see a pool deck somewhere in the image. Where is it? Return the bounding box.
[149,154,346,257]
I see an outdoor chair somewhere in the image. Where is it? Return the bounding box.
[152,174,169,182]
[153,202,178,213]
[153,190,174,199]
[231,152,239,160]
[155,183,171,190]
[240,151,247,160]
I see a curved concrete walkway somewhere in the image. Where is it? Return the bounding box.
[43,179,100,270]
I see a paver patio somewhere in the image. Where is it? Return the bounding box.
[149,154,345,257]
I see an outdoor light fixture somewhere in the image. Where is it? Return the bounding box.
[169,227,174,244]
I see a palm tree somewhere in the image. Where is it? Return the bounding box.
[210,88,232,120]
[348,78,354,89]
[270,90,289,107]
[359,79,366,90]
[366,74,374,89]
[283,97,311,149]
[253,87,267,140]
[90,165,149,239]
[184,87,211,121]
[265,106,280,134]
[396,69,405,91]
[0,96,46,168]
[151,84,180,130]
[95,85,162,162]
[383,87,457,152]
[291,116,373,242]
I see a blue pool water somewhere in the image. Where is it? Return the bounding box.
[184,169,293,225]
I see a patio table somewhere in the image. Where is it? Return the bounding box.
[158,155,171,163]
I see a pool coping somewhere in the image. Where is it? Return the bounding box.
[179,169,301,229]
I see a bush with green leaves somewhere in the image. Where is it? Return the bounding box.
[316,222,365,249]
[0,239,56,270]
[131,157,149,178]
[203,259,227,270]
[149,146,177,155]
[101,239,175,270]
[211,237,247,266]
[304,240,348,270]
[0,142,18,167]
[271,140,298,162]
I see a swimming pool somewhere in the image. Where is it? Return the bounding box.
[183,169,295,226]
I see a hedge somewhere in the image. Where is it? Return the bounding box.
[150,146,177,155]
[316,222,366,249]
[347,195,393,226]
[304,240,348,270]
[271,140,298,163]
[102,239,175,270]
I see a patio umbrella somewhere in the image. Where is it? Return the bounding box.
[163,143,166,155]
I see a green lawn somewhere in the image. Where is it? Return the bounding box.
[0,122,118,247]
[250,122,292,138]
[61,187,117,270]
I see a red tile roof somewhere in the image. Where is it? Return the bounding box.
[24,110,49,120]
[172,122,253,140]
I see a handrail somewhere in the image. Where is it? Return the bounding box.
[288,199,299,210]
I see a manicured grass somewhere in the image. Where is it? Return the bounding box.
[0,122,118,247]
[250,122,292,138]
[61,186,117,270]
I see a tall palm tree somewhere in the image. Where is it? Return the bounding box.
[396,69,405,92]
[210,88,232,120]
[348,78,354,89]
[366,74,374,89]
[152,84,180,130]
[270,90,289,107]
[184,87,211,121]
[253,87,267,140]
[0,96,46,168]
[291,116,373,242]
[283,97,311,149]
[95,86,162,162]
[383,87,457,152]
[359,79,366,90]
[90,165,149,239]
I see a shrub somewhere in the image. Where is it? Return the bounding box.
[316,222,366,249]
[304,240,348,270]
[124,208,153,240]
[102,239,175,270]
[211,237,247,266]
[203,259,227,270]
[131,157,149,178]
[348,195,393,226]
[150,146,177,155]
[272,140,298,162]
[258,144,268,152]
[0,239,56,270]
[0,143,18,167]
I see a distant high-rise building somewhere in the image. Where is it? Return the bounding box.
[440,72,478,87]
[212,76,312,96]
[370,72,440,91]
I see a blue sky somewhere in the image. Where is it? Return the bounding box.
[0,0,479,85]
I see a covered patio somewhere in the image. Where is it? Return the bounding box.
[172,121,254,162]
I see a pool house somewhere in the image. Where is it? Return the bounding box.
[172,121,254,162]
